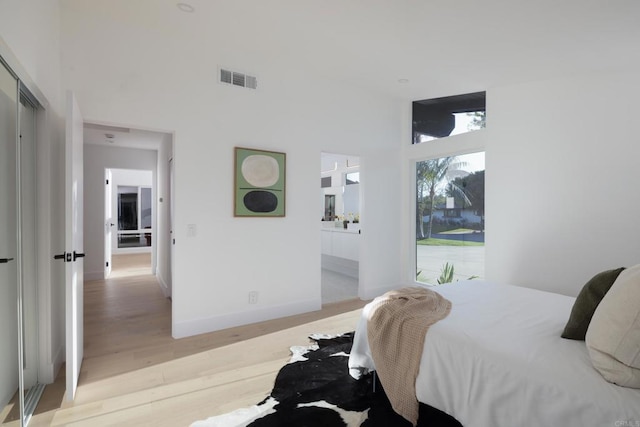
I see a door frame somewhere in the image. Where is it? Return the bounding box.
[319,152,362,303]
[104,169,113,278]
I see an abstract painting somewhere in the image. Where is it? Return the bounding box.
[234,147,286,217]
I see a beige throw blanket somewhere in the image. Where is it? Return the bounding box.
[366,286,452,426]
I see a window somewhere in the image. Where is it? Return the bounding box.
[324,195,335,221]
[345,172,360,185]
[117,185,152,248]
[416,152,485,284]
[412,92,486,144]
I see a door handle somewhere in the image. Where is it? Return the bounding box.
[54,252,72,262]
[0,257,14,263]
[73,251,86,262]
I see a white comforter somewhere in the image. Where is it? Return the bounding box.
[349,280,640,427]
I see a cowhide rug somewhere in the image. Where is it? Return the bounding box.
[191,332,462,427]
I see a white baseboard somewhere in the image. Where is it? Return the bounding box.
[84,271,104,281]
[172,297,321,339]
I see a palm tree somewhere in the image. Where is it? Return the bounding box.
[417,157,456,239]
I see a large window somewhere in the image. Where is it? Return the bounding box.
[416,152,485,284]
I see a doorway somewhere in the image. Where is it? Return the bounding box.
[82,124,172,297]
[320,152,361,304]
[108,168,153,277]
[106,168,153,278]
[83,124,173,299]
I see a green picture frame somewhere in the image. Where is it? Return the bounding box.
[234,147,286,217]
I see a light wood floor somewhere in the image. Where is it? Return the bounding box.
[21,254,367,426]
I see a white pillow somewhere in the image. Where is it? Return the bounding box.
[586,263,640,388]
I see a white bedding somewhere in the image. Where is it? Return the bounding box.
[349,280,640,427]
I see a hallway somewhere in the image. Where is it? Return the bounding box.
[81,253,171,383]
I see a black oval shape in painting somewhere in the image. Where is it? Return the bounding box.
[244,190,278,213]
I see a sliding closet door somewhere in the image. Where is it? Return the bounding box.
[19,95,38,392]
[0,61,19,414]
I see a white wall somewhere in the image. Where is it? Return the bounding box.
[61,2,404,337]
[486,70,640,296]
[0,0,65,383]
[0,0,63,112]
[359,148,404,299]
[112,168,152,187]
[83,145,157,279]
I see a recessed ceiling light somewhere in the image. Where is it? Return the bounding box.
[398,78,410,84]
[177,2,195,13]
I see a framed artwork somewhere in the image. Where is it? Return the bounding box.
[234,147,286,217]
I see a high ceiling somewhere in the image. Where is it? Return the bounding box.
[150,1,638,100]
[68,0,639,150]
[62,0,640,102]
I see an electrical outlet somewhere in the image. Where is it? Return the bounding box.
[248,291,258,304]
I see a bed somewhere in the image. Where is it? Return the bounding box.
[348,280,640,427]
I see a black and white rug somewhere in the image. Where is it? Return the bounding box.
[192,332,461,427]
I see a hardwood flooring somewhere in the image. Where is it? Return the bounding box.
[19,253,367,426]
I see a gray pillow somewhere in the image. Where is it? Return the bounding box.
[561,267,625,340]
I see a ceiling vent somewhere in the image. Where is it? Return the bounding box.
[219,68,257,90]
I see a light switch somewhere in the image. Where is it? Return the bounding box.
[187,224,197,237]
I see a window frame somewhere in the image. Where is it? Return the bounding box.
[406,114,487,284]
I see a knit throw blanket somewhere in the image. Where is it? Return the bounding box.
[366,286,452,426]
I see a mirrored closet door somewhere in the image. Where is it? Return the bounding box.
[0,55,20,424]
[0,58,43,427]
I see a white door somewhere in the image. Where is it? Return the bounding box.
[0,58,19,411]
[65,91,85,401]
[104,169,112,278]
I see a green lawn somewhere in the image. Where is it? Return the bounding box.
[416,238,484,247]
[437,228,478,234]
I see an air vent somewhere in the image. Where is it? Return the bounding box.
[219,67,257,90]
[232,72,245,86]
[245,75,257,89]
[220,68,232,84]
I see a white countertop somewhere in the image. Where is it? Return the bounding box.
[321,223,361,234]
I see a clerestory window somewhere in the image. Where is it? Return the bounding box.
[412,92,486,144]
